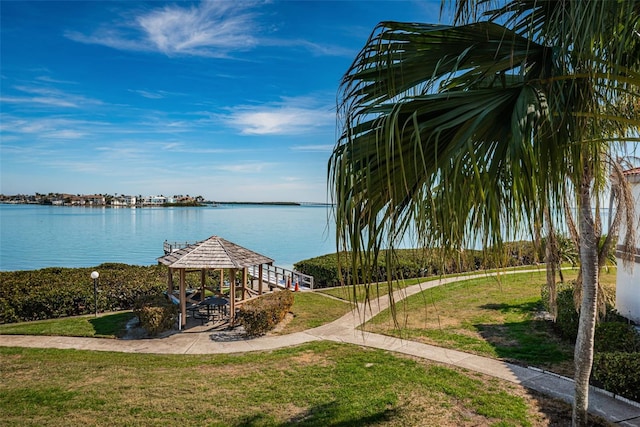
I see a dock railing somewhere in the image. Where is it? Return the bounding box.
[163,240,194,254]
[248,264,314,290]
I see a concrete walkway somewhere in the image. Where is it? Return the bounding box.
[1,271,639,426]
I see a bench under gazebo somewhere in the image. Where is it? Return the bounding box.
[157,235,274,328]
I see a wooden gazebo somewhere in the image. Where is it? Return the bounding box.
[157,235,274,327]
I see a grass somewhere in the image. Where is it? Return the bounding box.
[364,268,618,374]
[0,293,352,338]
[0,268,620,425]
[276,291,353,334]
[319,277,425,301]
[0,341,603,426]
[0,312,135,338]
[318,264,548,303]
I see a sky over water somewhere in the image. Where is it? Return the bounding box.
[1,1,442,203]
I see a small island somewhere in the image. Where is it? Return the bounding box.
[0,193,331,208]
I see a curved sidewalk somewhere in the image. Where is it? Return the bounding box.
[1,271,639,426]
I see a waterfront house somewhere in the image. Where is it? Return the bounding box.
[84,194,106,205]
[111,195,137,207]
[615,167,640,323]
[142,195,167,205]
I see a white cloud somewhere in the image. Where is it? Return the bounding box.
[66,1,260,57]
[45,130,87,139]
[0,116,97,137]
[138,1,258,55]
[129,89,167,99]
[1,95,78,108]
[2,85,102,109]
[36,76,78,85]
[64,1,351,59]
[224,96,334,135]
[290,144,334,152]
[216,162,273,173]
[160,142,243,154]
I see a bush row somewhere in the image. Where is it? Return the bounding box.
[0,263,169,324]
[593,352,640,401]
[553,285,640,402]
[237,290,295,337]
[294,241,541,288]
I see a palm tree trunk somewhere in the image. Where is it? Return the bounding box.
[572,174,599,426]
[544,207,558,321]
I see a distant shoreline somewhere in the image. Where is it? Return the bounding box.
[0,201,333,207]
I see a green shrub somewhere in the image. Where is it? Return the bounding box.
[594,322,640,353]
[0,264,169,323]
[133,294,177,336]
[555,286,580,341]
[593,352,640,402]
[554,285,636,344]
[237,290,295,337]
[0,298,18,324]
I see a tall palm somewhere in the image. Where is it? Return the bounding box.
[329,1,639,425]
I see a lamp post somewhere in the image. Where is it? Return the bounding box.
[91,271,99,317]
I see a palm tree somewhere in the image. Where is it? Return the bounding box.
[329,1,639,425]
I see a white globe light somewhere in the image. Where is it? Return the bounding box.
[91,271,99,279]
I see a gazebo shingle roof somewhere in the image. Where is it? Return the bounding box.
[157,235,274,269]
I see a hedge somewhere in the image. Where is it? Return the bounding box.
[236,290,295,337]
[593,352,640,402]
[554,285,634,344]
[294,242,541,288]
[553,284,640,402]
[0,263,169,324]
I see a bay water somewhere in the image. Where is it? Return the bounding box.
[0,204,336,272]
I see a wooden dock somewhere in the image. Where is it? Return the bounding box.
[247,265,314,290]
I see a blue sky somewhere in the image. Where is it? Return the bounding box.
[1,0,443,203]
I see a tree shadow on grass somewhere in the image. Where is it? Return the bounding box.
[479,301,542,315]
[475,300,572,367]
[233,401,397,427]
[88,312,135,337]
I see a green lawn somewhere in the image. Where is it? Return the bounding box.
[0,292,353,338]
[277,291,353,334]
[0,311,135,338]
[0,341,593,426]
[318,265,548,303]
[364,268,618,374]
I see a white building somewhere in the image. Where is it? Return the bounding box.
[111,195,137,207]
[615,167,640,323]
[143,195,167,205]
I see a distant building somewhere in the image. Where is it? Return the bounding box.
[84,194,106,205]
[111,195,137,207]
[143,195,167,205]
[615,167,640,323]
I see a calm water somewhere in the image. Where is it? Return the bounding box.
[0,204,336,271]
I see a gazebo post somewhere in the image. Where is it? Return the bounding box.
[179,268,187,327]
[242,268,248,300]
[229,268,236,320]
[258,264,264,295]
[167,267,173,295]
[219,269,224,295]
[200,269,206,301]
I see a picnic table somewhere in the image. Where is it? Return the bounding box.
[197,296,229,320]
